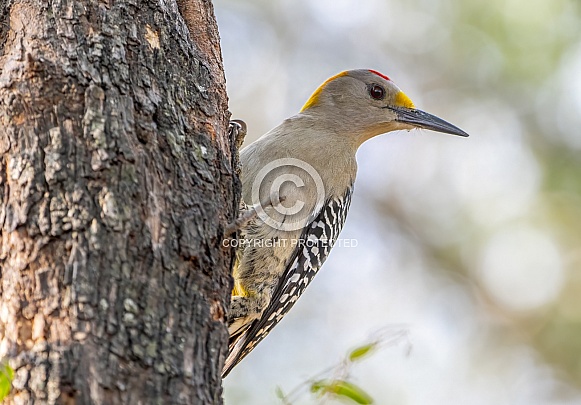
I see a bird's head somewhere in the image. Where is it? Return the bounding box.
[299,69,469,146]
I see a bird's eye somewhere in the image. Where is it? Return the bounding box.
[369,84,385,100]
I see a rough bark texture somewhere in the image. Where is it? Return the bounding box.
[0,0,234,403]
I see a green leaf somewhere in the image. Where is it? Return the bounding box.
[275,386,285,400]
[348,343,377,362]
[310,379,327,394]
[330,380,374,404]
[310,379,373,404]
[0,361,14,401]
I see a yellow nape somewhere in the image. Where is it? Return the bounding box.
[300,71,348,112]
[395,91,415,109]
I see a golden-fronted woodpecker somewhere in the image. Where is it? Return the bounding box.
[223,69,468,377]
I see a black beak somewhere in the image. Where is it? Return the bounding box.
[392,107,469,137]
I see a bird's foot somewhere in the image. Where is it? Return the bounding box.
[229,119,247,150]
[224,195,287,236]
[224,204,258,236]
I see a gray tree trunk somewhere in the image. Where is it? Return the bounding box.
[0,0,235,403]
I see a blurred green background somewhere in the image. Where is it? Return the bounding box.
[215,0,581,403]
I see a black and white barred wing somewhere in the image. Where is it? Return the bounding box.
[223,187,353,376]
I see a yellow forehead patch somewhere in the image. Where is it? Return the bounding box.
[395,91,415,109]
[300,71,348,112]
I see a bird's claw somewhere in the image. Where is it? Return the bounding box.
[224,205,257,236]
[229,119,247,150]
